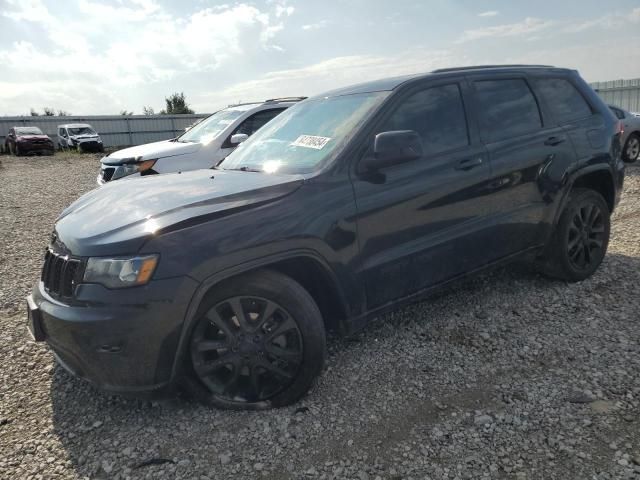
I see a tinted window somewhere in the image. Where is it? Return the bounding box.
[381,84,469,156]
[474,79,542,142]
[236,108,287,136]
[535,78,593,124]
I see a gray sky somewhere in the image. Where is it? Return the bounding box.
[1,0,640,115]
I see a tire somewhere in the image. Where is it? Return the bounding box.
[623,133,640,163]
[183,269,326,410]
[538,188,610,282]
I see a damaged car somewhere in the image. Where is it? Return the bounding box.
[4,126,54,156]
[58,123,104,153]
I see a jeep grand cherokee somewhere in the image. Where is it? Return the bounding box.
[27,65,624,409]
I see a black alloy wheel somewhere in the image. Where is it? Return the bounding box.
[538,188,610,282]
[566,202,606,271]
[190,296,303,403]
[185,269,326,409]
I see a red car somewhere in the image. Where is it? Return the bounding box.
[4,126,54,156]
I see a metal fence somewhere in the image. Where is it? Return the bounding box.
[591,78,640,113]
[0,114,209,151]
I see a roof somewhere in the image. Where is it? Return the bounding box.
[316,64,569,98]
[58,123,93,128]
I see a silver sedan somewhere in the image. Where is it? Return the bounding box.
[610,105,640,163]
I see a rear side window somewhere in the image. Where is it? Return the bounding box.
[474,79,542,142]
[381,83,469,156]
[535,78,593,124]
[235,108,287,136]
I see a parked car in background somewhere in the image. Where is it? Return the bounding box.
[609,105,640,163]
[27,65,624,409]
[97,97,304,185]
[58,123,104,153]
[4,126,54,156]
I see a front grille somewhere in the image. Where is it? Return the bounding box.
[41,249,82,298]
[101,167,115,182]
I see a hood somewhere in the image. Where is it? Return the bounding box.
[71,134,100,141]
[18,135,51,141]
[103,139,201,164]
[54,169,304,256]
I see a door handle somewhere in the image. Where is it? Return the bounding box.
[544,136,565,146]
[455,157,483,171]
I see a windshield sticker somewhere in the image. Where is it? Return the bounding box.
[291,135,331,150]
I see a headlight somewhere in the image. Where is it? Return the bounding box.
[83,255,159,288]
[111,159,157,180]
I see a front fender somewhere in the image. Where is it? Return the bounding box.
[167,248,353,382]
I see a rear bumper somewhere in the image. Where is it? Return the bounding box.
[29,275,199,394]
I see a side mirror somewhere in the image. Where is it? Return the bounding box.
[230,133,249,145]
[360,130,423,172]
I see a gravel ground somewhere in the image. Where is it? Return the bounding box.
[0,152,639,480]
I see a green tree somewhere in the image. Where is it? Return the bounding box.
[30,108,39,117]
[142,106,155,115]
[43,107,55,116]
[160,92,194,114]
[120,110,133,116]
[57,110,70,116]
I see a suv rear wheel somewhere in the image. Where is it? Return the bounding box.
[184,269,326,409]
[540,188,610,282]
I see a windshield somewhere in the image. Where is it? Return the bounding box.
[68,127,96,136]
[219,92,389,174]
[178,105,257,144]
[16,127,43,135]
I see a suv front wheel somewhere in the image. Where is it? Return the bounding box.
[183,269,327,409]
[540,188,610,282]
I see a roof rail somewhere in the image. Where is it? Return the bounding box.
[264,96,307,103]
[431,64,555,74]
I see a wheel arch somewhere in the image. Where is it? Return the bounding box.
[569,167,615,212]
[170,250,350,381]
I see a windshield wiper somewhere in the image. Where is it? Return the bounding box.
[224,166,262,172]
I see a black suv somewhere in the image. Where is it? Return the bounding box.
[27,65,624,409]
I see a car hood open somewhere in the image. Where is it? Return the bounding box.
[54,169,304,256]
[102,139,201,164]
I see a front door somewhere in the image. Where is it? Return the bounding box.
[351,80,493,310]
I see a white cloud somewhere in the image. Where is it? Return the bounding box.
[456,17,555,43]
[478,11,499,18]
[0,1,293,113]
[196,49,464,110]
[302,20,328,31]
[565,7,640,33]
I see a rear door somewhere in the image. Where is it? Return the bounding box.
[351,79,494,309]
[469,74,576,257]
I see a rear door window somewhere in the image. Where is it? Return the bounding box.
[380,83,469,156]
[474,79,542,142]
[534,78,593,124]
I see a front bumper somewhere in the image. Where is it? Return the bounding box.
[18,143,54,154]
[28,275,198,394]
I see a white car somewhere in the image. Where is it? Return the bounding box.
[97,98,303,185]
[58,123,104,152]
